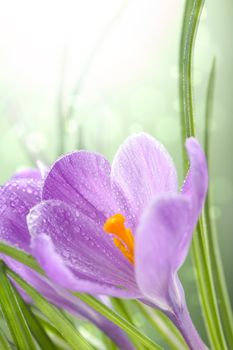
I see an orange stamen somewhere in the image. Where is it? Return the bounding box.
[103,213,134,264]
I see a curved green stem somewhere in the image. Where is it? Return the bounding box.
[0,330,11,350]
[166,302,208,350]
[74,293,164,350]
[0,261,37,350]
[111,299,146,350]
[0,242,44,275]
[135,302,188,350]
[179,1,228,349]
[14,291,56,350]
[204,58,233,347]
[6,267,95,350]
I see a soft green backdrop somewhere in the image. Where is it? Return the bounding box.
[0,0,232,346]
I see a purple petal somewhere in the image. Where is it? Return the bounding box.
[3,255,88,311]
[135,195,190,310]
[135,138,208,310]
[111,133,178,230]
[94,315,135,350]
[12,169,42,181]
[42,151,117,223]
[28,200,138,291]
[3,255,62,301]
[0,178,41,251]
[32,234,140,298]
[181,137,208,222]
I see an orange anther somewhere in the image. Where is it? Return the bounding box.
[104,214,134,264]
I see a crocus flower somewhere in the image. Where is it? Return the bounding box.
[28,133,208,350]
[0,170,134,350]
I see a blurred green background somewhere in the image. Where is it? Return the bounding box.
[0,0,232,347]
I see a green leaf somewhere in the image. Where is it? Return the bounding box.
[14,290,56,350]
[179,1,228,349]
[31,308,72,350]
[101,333,118,350]
[0,261,37,350]
[6,267,94,350]
[113,299,187,350]
[0,242,43,275]
[179,0,201,147]
[204,58,233,348]
[0,329,12,350]
[135,302,188,350]
[111,298,146,350]
[0,243,164,349]
[73,293,164,350]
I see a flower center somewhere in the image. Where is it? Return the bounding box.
[103,213,134,264]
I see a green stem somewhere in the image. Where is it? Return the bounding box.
[0,330,12,350]
[74,293,163,350]
[111,299,146,350]
[179,1,199,142]
[31,307,72,350]
[7,267,95,350]
[0,261,37,350]
[179,1,228,349]
[135,302,188,350]
[102,332,118,350]
[204,59,233,347]
[0,242,44,275]
[14,291,56,350]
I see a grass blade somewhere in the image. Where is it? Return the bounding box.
[135,302,188,350]
[0,243,164,349]
[0,329,12,350]
[74,293,164,350]
[111,299,146,350]
[112,299,187,350]
[179,1,228,349]
[0,242,43,275]
[0,261,37,350]
[204,58,233,347]
[14,290,56,350]
[31,307,73,350]
[6,266,94,350]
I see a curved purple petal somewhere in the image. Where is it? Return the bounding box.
[12,169,42,181]
[135,195,190,311]
[0,171,135,348]
[111,133,178,230]
[135,138,208,310]
[181,137,208,222]
[93,315,135,350]
[28,200,138,290]
[42,151,117,223]
[31,234,141,298]
[0,178,41,251]
[3,255,66,301]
